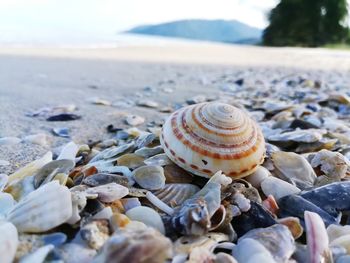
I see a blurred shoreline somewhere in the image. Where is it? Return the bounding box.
[0,38,349,71]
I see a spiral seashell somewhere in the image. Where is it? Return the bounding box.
[160,102,266,178]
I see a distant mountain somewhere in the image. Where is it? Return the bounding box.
[126,19,262,44]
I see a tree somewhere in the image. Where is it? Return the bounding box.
[263,0,349,47]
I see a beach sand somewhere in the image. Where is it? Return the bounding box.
[1,43,350,174]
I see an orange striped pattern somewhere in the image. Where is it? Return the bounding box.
[160,102,266,178]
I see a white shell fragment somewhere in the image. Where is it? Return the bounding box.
[7,151,53,184]
[125,114,145,126]
[86,183,129,203]
[135,146,164,158]
[144,153,172,166]
[310,149,350,179]
[57,141,79,161]
[67,190,88,225]
[0,221,18,263]
[0,173,8,191]
[0,136,21,145]
[245,166,271,188]
[125,206,165,234]
[7,181,72,233]
[132,165,166,190]
[327,224,350,243]
[146,191,174,215]
[233,238,276,263]
[22,133,49,146]
[272,151,316,189]
[153,183,200,207]
[261,176,301,200]
[268,129,324,143]
[0,192,16,216]
[305,211,332,263]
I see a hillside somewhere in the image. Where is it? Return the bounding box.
[126,19,262,44]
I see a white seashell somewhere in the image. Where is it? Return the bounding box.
[327,224,350,243]
[6,175,35,201]
[90,142,135,162]
[160,102,266,178]
[233,238,276,263]
[0,192,16,216]
[268,129,324,143]
[144,153,172,166]
[310,149,350,179]
[153,183,200,207]
[7,181,72,233]
[0,221,18,263]
[146,191,174,215]
[0,173,8,191]
[57,141,79,161]
[135,145,164,158]
[132,165,166,190]
[67,190,87,224]
[125,114,145,126]
[245,166,271,188]
[87,97,111,106]
[261,176,301,200]
[86,183,129,203]
[125,206,165,234]
[19,244,54,263]
[135,132,156,148]
[305,211,332,263]
[33,159,75,188]
[22,133,49,146]
[93,225,171,263]
[330,235,350,254]
[208,170,232,186]
[116,153,145,169]
[137,99,159,108]
[0,136,21,145]
[232,193,250,212]
[120,198,141,212]
[272,151,316,189]
[93,207,113,220]
[7,151,53,184]
[93,164,133,178]
[174,232,229,255]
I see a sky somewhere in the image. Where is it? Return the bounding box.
[0,0,278,38]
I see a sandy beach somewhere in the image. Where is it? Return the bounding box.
[1,43,350,174]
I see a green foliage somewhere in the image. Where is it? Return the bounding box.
[263,0,349,47]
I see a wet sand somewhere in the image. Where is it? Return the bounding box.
[1,43,350,174]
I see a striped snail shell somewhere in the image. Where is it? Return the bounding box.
[160,102,266,178]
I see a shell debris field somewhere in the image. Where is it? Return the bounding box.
[3,72,350,263]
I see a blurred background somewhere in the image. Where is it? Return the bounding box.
[0,0,349,48]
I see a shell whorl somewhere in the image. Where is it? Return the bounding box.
[160,102,265,178]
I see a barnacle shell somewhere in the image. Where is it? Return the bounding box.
[160,102,265,178]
